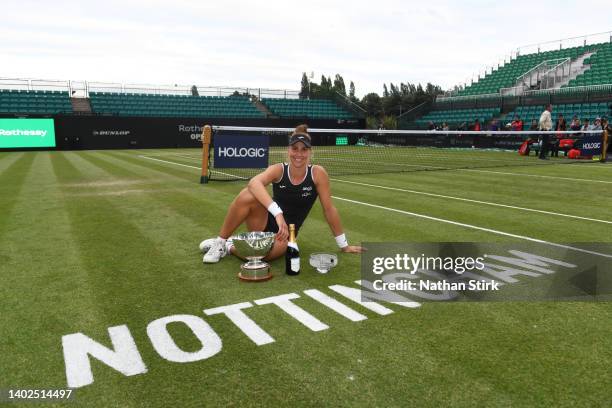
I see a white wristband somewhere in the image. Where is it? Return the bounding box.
[335,233,348,248]
[267,201,283,217]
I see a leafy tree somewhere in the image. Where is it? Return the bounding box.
[361,93,382,117]
[299,72,310,99]
[333,74,346,96]
[382,115,397,130]
[296,73,444,123]
[349,81,357,102]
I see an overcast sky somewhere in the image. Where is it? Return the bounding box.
[2,0,610,97]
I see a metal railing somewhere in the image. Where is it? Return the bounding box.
[539,58,571,89]
[87,82,300,99]
[515,30,612,56]
[523,83,612,96]
[397,101,428,118]
[334,91,366,114]
[500,85,528,97]
[0,77,300,100]
[0,77,70,92]
[436,93,500,103]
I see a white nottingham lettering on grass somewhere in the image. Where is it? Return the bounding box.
[61,249,577,389]
[204,302,274,346]
[328,281,421,316]
[62,325,147,388]
[483,250,577,282]
[254,293,329,332]
[146,315,222,363]
[303,289,368,322]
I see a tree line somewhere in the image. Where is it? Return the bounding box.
[299,73,444,128]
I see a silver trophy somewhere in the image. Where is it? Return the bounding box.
[309,253,338,274]
[232,232,276,281]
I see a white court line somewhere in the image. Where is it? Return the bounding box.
[137,155,247,179]
[331,178,612,225]
[332,196,612,259]
[138,155,200,169]
[458,168,612,184]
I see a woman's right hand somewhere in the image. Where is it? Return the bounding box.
[275,214,289,242]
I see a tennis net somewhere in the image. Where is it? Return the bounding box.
[200,126,608,182]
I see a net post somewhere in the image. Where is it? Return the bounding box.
[200,125,212,183]
[601,129,609,163]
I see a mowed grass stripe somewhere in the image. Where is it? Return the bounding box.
[93,150,245,230]
[56,151,213,318]
[75,151,235,271]
[0,151,24,171]
[332,178,612,225]
[0,152,122,397]
[0,153,36,238]
[459,167,612,183]
[351,170,612,221]
[412,302,612,406]
[330,182,612,243]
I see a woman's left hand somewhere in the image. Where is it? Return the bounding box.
[341,245,366,253]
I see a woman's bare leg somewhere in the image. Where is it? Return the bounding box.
[219,188,267,238]
[217,188,290,261]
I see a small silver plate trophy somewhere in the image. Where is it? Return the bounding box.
[232,232,275,282]
[309,253,338,274]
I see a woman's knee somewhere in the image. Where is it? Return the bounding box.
[235,188,256,205]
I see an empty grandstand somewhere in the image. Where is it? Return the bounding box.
[444,34,612,99]
[262,98,354,119]
[0,90,72,115]
[415,107,500,128]
[89,93,265,118]
[567,42,612,87]
[403,32,612,131]
[456,45,597,97]
[0,78,359,122]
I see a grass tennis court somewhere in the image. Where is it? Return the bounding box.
[1,148,611,407]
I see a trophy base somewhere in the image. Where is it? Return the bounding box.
[238,263,272,282]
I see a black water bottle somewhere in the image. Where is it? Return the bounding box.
[285,224,300,275]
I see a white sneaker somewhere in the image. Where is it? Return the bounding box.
[203,239,227,263]
[199,238,217,253]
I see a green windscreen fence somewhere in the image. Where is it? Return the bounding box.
[0,118,56,148]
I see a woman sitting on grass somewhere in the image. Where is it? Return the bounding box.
[200,124,364,263]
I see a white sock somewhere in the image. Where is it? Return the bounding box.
[217,236,227,245]
[225,238,234,253]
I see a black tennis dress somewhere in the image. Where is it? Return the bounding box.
[265,163,318,235]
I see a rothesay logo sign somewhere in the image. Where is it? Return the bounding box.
[214,134,269,168]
